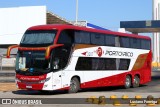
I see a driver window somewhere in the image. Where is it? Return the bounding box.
[52,57,60,70]
[51,48,68,71]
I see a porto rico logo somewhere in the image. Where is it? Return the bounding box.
[81,47,104,57]
[96,47,103,57]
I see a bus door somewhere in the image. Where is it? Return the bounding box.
[51,57,62,90]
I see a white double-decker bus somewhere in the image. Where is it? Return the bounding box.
[7,24,151,93]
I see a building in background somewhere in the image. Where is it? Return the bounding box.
[0,6,46,46]
[120,0,160,67]
[0,6,107,55]
[0,6,107,69]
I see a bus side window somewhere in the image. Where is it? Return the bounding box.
[55,30,76,70]
[57,31,72,44]
[105,35,116,46]
[118,59,130,70]
[74,31,90,44]
[105,58,117,70]
[75,57,92,70]
[141,40,151,50]
[91,33,105,45]
[120,37,130,48]
[130,38,141,49]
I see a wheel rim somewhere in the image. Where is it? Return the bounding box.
[126,77,131,87]
[70,80,77,91]
[134,77,139,86]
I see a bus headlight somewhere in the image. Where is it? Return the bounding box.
[39,77,51,83]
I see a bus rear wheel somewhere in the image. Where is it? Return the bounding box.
[124,75,131,89]
[69,77,80,93]
[133,75,140,88]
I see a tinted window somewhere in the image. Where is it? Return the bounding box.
[141,40,151,50]
[120,37,130,48]
[75,57,92,70]
[75,57,118,70]
[91,33,105,45]
[57,31,72,44]
[130,38,141,49]
[118,59,130,70]
[75,31,90,44]
[105,35,116,46]
[51,46,72,71]
[105,58,117,70]
[21,30,56,44]
[16,51,50,76]
[92,58,106,70]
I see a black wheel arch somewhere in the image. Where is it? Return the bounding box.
[71,75,81,84]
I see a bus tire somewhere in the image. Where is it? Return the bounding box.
[133,75,140,88]
[69,77,80,93]
[39,90,52,94]
[124,75,131,89]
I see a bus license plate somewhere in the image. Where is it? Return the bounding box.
[26,85,32,89]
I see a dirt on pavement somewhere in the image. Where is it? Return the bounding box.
[0,83,18,92]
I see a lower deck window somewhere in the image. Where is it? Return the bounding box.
[75,57,130,71]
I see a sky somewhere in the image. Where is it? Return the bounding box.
[0,0,152,32]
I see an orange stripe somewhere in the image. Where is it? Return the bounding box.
[17,44,64,59]
[18,47,47,51]
[45,44,64,59]
[132,53,148,71]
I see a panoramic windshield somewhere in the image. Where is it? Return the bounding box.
[20,30,57,45]
[16,51,51,75]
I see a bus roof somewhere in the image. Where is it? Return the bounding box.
[28,24,151,40]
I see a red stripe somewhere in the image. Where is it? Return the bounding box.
[28,24,151,40]
[17,82,44,90]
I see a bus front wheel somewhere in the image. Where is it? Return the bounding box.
[124,75,131,89]
[133,75,140,88]
[69,77,80,93]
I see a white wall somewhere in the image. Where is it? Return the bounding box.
[0,6,46,44]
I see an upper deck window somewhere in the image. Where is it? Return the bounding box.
[141,40,151,50]
[74,31,90,44]
[57,30,73,44]
[120,37,130,48]
[91,33,105,45]
[130,38,141,49]
[20,30,57,45]
[105,35,116,46]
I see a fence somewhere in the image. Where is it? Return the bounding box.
[0,54,2,71]
[0,54,16,71]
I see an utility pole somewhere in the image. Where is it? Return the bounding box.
[75,0,78,24]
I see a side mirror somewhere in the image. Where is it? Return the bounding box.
[45,44,64,59]
[6,45,19,58]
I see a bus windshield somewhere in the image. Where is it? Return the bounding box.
[20,30,57,45]
[16,51,51,75]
